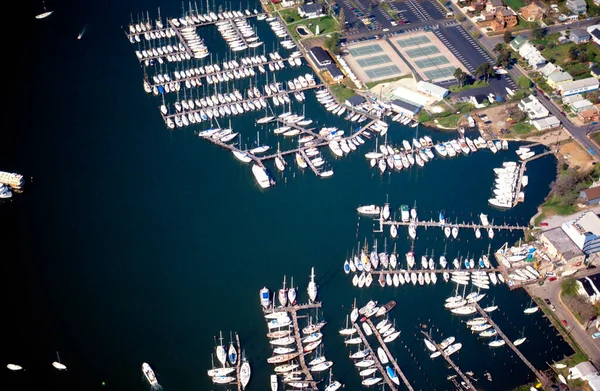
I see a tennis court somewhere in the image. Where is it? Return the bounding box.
[414,56,450,69]
[424,66,456,79]
[364,65,401,79]
[348,43,384,57]
[405,45,440,58]
[356,54,392,67]
[396,36,431,48]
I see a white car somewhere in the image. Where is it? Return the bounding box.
[383,28,389,31]
[390,21,397,26]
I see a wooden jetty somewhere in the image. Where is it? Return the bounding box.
[235,332,242,391]
[352,322,398,391]
[420,331,476,391]
[511,151,553,207]
[366,267,501,275]
[380,218,527,231]
[471,301,550,387]
[300,148,321,176]
[365,317,414,391]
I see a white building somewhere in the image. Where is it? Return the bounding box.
[570,362,600,391]
[298,3,324,19]
[518,42,546,69]
[532,116,560,130]
[576,275,600,303]
[518,95,549,119]
[416,81,448,99]
[561,210,600,255]
[559,77,600,96]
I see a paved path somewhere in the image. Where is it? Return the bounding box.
[525,270,600,367]
[539,206,600,232]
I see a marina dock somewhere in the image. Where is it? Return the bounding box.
[420,331,475,391]
[235,332,242,391]
[379,218,527,232]
[353,322,398,391]
[366,267,501,275]
[511,151,553,207]
[472,301,550,387]
[365,317,414,391]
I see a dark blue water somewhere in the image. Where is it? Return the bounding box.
[3,1,571,391]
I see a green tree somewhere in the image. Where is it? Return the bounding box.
[562,278,579,297]
[496,51,512,68]
[338,8,346,30]
[569,45,579,60]
[475,62,494,82]
[325,32,341,54]
[454,68,467,87]
[532,26,546,40]
[517,75,532,89]
[493,43,505,52]
[503,31,513,43]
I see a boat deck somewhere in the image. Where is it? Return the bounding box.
[420,331,476,391]
[472,301,550,387]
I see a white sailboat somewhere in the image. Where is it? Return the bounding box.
[240,357,251,390]
[52,351,67,371]
[307,267,318,303]
[288,277,296,305]
[35,1,53,19]
[216,331,227,367]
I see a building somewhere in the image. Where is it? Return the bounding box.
[486,0,504,13]
[540,227,586,264]
[518,95,549,119]
[579,108,600,123]
[569,362,600,391]
[520,3,545,21]
[580,186,600,206]
[562,210,600,255]
[589,26,600,45]
[509,35,528,51]
[344,94,366,107]
[298,2,324,19]
[325,63,344,82]
[416,81,449,99]
[563,94,586,105]
[567,0,587,13]
[577,275,600,303]
[547,70,574,89]
[592,65,600,79]
[518,42,546,69]
[571,99,595,113]
[390,99,421,118]
[532,116,561,130]
[491,9,518,32]
[308,46,333,69]
[539,62,559,78]
[558,77,600,96]
[571,29,592,44]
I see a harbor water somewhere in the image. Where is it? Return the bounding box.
[4,0,572,390]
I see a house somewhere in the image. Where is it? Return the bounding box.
[491,9,518,31]
[562,210,600,255]
[558,77,600,96]
[570,98,595,113]
[518,95,549,119]
[579,108,600,122]
[563,94,586,105]
[589,26,600,45]
[532,116,561,130]
[567,0,587,13]
[471,0,486,11]
[569,362,600,391]
[518,42,546,69]
[509,35,528,51]
[591,65,600,79]
[416,81,449,99]
[325,63,344,82]
[547,70,574,89]
[540,227,586,264]
[571,29,591,44]
[580,186,600,206]
[391,99,421,118]
[308,46,333,69]
[576,275,600,303]
[345,95,366,107]
[520,3,545,21]
[486,0,504,13]
[539,62,559,78]
[298,2,324,19]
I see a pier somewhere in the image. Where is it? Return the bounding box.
[471,301,550,387]
[235,332,242,391]
[511,151,553,207]
[365,317,414,391]
[379,218,527,232]
[420,331,476,391]
[366,267,501,275]
[353,322,398,391]
[300,148,321,176]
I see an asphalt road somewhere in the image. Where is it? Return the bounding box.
[526,269,600,368]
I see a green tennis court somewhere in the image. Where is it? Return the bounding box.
[396,36,431,48]
[364,65,401,79]
[414,56,450,69]
[424,66,456,79]
[348,44,384,57]
[405,45,440,58]
[356,54,392,67]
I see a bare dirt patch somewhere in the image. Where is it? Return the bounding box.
[557,141,596,171]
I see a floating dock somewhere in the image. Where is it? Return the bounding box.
[421,331,475,391]
[352,322,399,391]
[379,219,527,232]
[235,332,242,391]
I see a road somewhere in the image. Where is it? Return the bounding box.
[526,270,600,367]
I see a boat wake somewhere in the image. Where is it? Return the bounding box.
[150,384,164,391]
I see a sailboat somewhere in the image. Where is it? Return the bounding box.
[240,354,251,390]
[324,367,343,391]
[288,277,297,305]
[339,314,356,335]
[228,332,237,365]
[216,331,227,367]
[52,351,67,370]
[278,276,288,307]
[35,1,53,19]
[78,24,88,40]
[307,267,318,303]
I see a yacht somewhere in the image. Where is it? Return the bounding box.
[240,360,251,389]
[307,267,317,302]
[260,287,270,308]
[252,164,272,189]
[142,363,158,386]
[271,374,278,391]
[0,171,24,189]
[0,184,12,198]
[278,276,288,307]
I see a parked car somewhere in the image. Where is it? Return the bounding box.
[587,265,597,270]
[561,319,568,327]
[592,331,600,339]
[549,276,557,281]
[540,222,548,226]
[544,299,556,311]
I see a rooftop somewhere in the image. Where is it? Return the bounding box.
[578,275,600,297]
[571,28,591,38]
[559,77,600,92]
[345,94,366,106]
[309,47,333,68]
[543,227,585,261]
[299,2,322,14]
[326,63,344,79]
[391,99,422,113]
[570,210,600,234]
[548,70,573,83]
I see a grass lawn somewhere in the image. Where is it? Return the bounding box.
[279,8,302,24]
[290,16,339,36]
[530,32,560,46]
[593,132,600,146]
[448,80,489,93]
[534,195,578,226]
[511,122,535,135]
[436,114,461,128]
[330,83,356,102]
[505,0,526,10]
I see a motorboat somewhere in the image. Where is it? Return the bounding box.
[142,363,158,386]
[260,287,270,308]
[444,343,462,356]
[267,352,300,364]
[376,301,396,317]
[271,374,278,391]
[357,205,381,215]
[274,363,299,373]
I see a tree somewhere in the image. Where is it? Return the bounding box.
[338,8,346,30]
[503,31,513,43]
[569,45,579,60]
[454,68,467,87]
[475,62,493,82]
[496,51,512,68]
[517,75,532,89]
[493,43,505,52]
[561,278,579,297]
[325,32,341,54]
[532,26,546,40]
